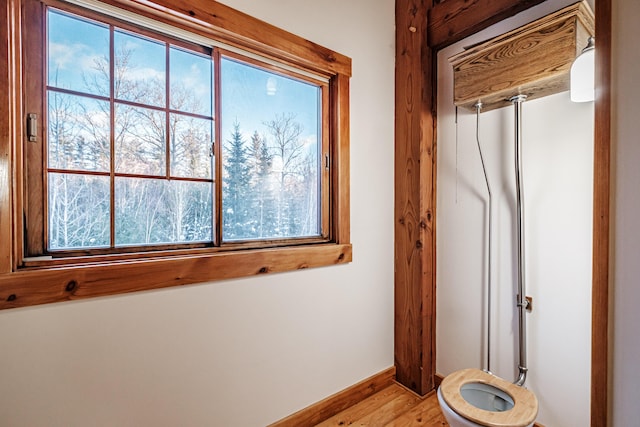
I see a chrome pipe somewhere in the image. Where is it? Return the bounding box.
[474,102,493,375]
[510,94,529,387]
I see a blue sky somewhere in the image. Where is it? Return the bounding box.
[220,57,320,150]
[48,10,109,95]
[47,8,320,154]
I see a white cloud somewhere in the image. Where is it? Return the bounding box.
[125,67,166,82]
[50,42,104,69]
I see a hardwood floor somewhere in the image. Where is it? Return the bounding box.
[270,368,543,427]
[268,369,449,427]
[315,383,449,426]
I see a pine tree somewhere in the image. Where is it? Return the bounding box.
[247,131,276,238]
[223,122,252,239]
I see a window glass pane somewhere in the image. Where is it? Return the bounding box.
[47,10,110,96]
[44,7,330,253]
[221,58,320,241]
[115,177,212,245]
[48,173,110,249]
[113,30,166,107]
[170,114,213,179]
[170,47,213,116]
[172,180,213,243]
[48,91,110,172]
[115,104,166,176]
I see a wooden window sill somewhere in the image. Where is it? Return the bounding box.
[0,243,352,310]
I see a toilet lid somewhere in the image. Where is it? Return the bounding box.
[440,368,538,427]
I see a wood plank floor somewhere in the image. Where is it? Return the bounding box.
[315,383,449,426]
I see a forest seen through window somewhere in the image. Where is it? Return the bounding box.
[46,8,321,251]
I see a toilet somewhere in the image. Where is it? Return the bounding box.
[437,368,538,427]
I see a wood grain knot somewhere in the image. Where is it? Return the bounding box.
[188,10,196,17]
[338,253,345,261]
[258,266,269,274]
[416,240,423,249]
[6,294,16,302]
[326,53,337,63]
[65,280,77,292]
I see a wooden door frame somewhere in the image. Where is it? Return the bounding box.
[394,0,611,425]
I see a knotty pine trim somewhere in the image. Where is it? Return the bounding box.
[330,73,351,245]
[267,367,396,427]
[0,0,15,274]
[96,0,351,78]
[449,1,594,112]
[428,0,547,50]
[591,0,612,425]
[24,0,52,257]
[0,244,352,310]
[394,0,437,396]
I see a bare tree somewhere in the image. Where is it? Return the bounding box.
[50,45,213,248]
[263,113,306,236]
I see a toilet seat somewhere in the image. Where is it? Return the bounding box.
[440,368,538,427]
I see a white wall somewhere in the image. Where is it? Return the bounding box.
[0,1,396,426]
[436,2,594,426]
[611,0,640,425]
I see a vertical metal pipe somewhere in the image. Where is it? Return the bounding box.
[510,94,529,386]
[474,102,493,374]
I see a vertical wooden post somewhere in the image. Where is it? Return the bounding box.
[394,0,436,395]
[591,0,611,425]
[0,0,19,274]
[331,73,351,245]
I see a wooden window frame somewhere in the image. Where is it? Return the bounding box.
[29,1,220,257]
[0,0,352,309]
[215,49,332,249]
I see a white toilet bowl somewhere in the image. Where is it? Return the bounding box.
[437,368,538,427]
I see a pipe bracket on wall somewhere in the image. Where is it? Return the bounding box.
[517,295,533,312]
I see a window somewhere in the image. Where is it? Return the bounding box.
[45,9,216,251]
[220,56,325,242]
[0,0,351,309]
[31,3,328,255]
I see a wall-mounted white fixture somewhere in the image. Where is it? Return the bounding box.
[570,37,595,102]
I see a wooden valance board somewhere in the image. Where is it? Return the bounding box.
[449,0,595,112]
